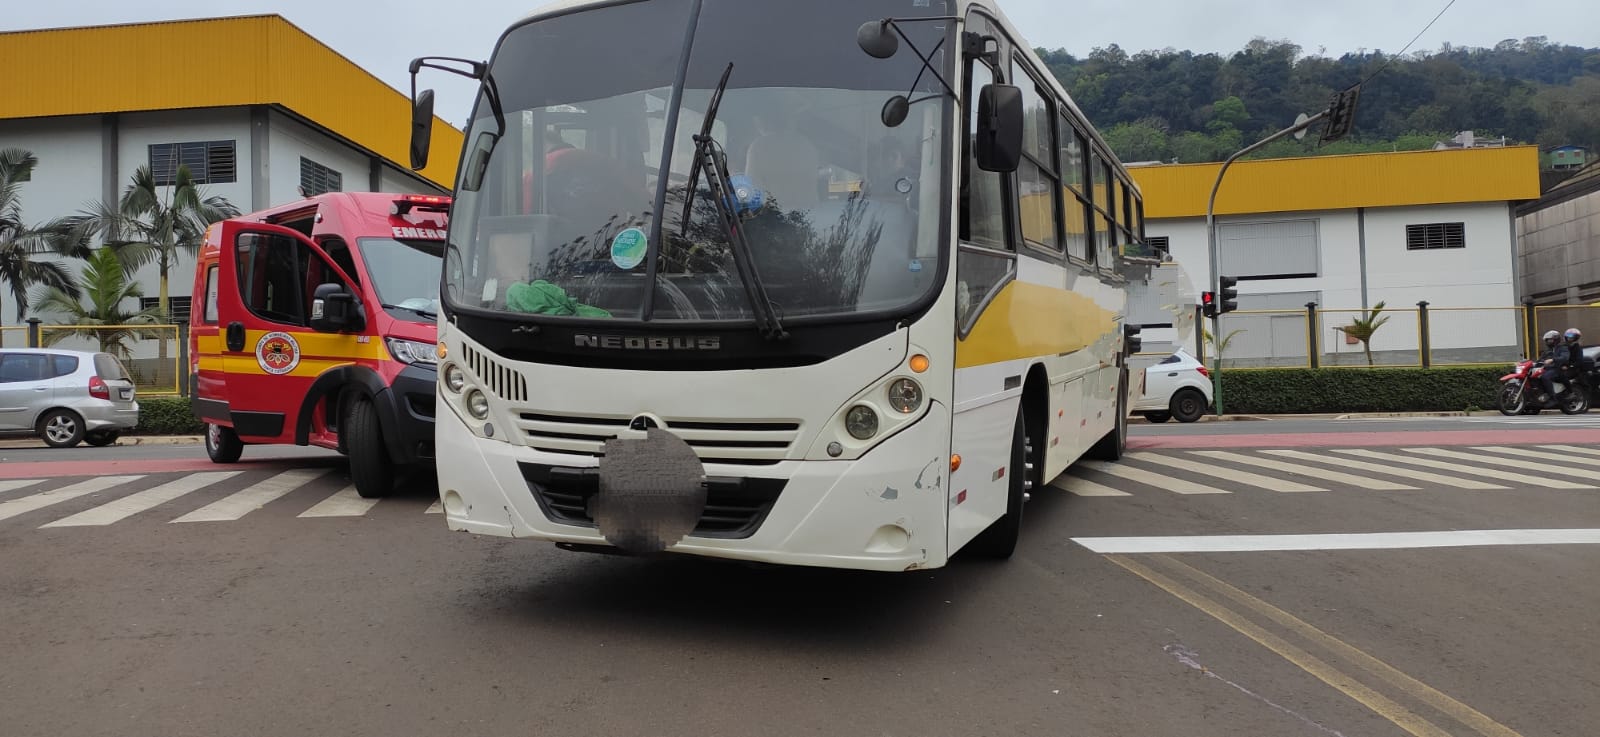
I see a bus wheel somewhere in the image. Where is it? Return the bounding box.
[345,397,395,499]
[1087,369,1128,461]
[969,411,1028,559]
[205,423,243,463]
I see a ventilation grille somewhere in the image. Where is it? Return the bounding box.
[461,343,527,402]
[513,412,801,466]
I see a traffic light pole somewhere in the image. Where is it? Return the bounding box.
[1205,109,1330,416]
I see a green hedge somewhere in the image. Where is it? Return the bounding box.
[1217,366,1510,414]
[130,396,206,436]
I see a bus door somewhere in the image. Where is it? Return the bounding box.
[215,220,369,442]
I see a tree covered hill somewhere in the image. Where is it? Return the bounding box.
[1035,37,1600,164]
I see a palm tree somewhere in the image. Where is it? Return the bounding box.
[1202,326,1246,367]
[1341,301,1391,367]
[70,164,240,322]
[0,148,83,346]
[31,247,164,359]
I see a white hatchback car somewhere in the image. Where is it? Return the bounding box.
[1133,349,1214,423]
[0,348,140,447]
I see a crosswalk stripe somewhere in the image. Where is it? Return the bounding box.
[1077,460,1231,494]
[425,499,444,513]
[1051,474,1133,497]
[41,472,242,527]
[1130,452,1324,492]
[173,469,335,523]
[1470,445,1600,469]
[1338,448,1589,489]
[1400,447,1600,483]
[1191,451,1417,490]
[297,486,379,518]
[0,479,44,495]
[1264,450,1508,490]
[0,476,145,523]
[1537,444,1600,458]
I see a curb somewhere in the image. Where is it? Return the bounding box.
[0,435,203,450]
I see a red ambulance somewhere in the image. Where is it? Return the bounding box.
[188,192,449,498]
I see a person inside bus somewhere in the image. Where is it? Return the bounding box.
[745,111,821,213]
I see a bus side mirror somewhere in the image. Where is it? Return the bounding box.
[975,84,1023,173]
[1124,324,1143,355]
[410,89,435,171]
[311,282,364,333]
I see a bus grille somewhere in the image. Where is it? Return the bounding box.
[519,463,785,540]
[514,412,801,466]
[461,343,528,403]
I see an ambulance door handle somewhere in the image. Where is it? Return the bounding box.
[226,322,246,352]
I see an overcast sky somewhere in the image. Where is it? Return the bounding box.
[8,0,1598,126]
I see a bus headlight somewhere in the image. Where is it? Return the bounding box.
[886,378,923,413]
[443,364,466,393]
[466,390,490,420]
[845,405,879,439]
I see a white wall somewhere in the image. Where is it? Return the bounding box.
[267,110,372,209]
[379,163,440,195]
[0,116,105,329]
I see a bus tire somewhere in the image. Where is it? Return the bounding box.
[345,397,395,499]
[969,411,1028,559]
[205,423,244,464]
[1087,369,1128,461]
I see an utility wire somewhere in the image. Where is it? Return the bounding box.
[1356,0,1460,88]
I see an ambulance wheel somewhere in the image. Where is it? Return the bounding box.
[205,423,243,463]
[968,410,1028,559]
[345,397,394,499]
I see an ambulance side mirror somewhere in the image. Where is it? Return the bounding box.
[311,282,364,333]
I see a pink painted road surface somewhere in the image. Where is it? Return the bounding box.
[1130,428,1600,450]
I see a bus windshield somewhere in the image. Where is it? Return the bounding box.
[443,0,955,324]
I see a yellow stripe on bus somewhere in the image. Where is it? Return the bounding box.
[955,281,1117,369]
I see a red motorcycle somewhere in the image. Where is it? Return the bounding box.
[1498,359,1590,416]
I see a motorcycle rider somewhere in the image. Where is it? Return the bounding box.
[1540,329,1575,404]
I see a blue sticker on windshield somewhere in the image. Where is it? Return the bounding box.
[611,227,647,270]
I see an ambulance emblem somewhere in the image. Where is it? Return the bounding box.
[255,331,301,375]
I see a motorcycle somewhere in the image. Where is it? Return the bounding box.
[1498,359,1591,416]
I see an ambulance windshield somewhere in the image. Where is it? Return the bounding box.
[358,237,443,321]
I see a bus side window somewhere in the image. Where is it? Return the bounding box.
[961,61,1009,251]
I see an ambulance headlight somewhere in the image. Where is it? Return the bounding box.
[387,338,439,366]
[466,390,490,420]
[443,364,466,393]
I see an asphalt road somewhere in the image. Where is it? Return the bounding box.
[1,420,1596,737]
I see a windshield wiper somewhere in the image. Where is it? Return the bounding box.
[383,303,437,320]
[683,63,788,342]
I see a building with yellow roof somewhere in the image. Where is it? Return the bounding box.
[0,14,464,327]
[1128,146,1543,365]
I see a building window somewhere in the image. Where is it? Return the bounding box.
[300,157,343,197]
[140,296,192,323]
[1406,222,1465,250]
[149,141,236,185]
[1146,236,1170,257]
[1219,219,1320,279]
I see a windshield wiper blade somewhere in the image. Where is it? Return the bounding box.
[679,63,734,238]
[685,64,787,342]
[383,303,437,320]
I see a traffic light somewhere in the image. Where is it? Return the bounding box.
[1321,85,1361,144]
[1218,275,1239,314]
[1201,291,1216,318]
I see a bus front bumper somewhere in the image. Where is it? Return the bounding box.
[435,402,953,572]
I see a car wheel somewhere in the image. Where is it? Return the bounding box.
[38,409,85,449]
[345,397,395,499]
[84,430,121,447]
[1143,411,1171,423]
[1170,388,1208,423]
[205,423,244,463]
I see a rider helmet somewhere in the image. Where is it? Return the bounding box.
[1544,330,1561,345]
[1565,328,1582,343]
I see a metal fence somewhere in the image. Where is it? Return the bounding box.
[1186,302,1573,370]
[10,319,184,395]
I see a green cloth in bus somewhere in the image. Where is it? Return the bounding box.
[506,280,611,318]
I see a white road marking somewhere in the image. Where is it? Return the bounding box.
[1191,451,1416,490]
[0,479,44,494]
[1051,474,1133,497]
[425,499,443,514]
[173,469,334,523]
[1335,448,1590,489]
[1130,453,1324,493]
[42,472,241,527]
[1073,528,1600,554]
[1400,447,1600,482]
[1078,460,1231,494]
[297,486,379,518]
[0,476,145,523]
[1265,449,1508,490]
[1538,444,1600,458]
[1470,445,1600,468]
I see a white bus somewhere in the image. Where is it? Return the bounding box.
[408,0,1150,572]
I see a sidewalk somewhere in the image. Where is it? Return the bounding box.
[0,435,203,450]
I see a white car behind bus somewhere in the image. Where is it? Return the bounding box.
[1134,349,1213,423]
